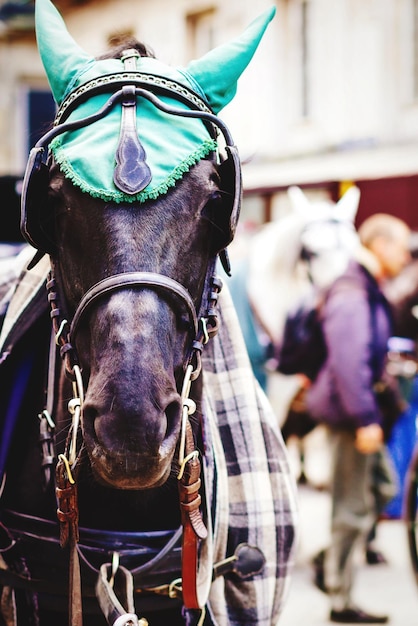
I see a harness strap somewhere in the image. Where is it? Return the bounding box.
[69,539,83,626]
[178,421,209,610]
[38,329,57,490]
[96,563,146,626]
[56,457,82,626]
[0,522,39,626]
[113,51,152,196]
[54,72,214,127]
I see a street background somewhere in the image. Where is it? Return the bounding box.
[278,485,418,625]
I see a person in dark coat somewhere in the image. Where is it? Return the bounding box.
[306,213,411,624]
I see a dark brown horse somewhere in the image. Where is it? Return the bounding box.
[0,2,297,626]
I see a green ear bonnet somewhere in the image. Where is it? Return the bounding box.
[35,0,276,203]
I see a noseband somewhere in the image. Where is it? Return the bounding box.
[70,272,199,341]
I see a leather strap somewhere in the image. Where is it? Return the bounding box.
[69,541,83,626]
[56,457,82,626]
[96,563,146,626]
[178,421,210,610]
[70,272,198,342]
[113,85,152,194]
[54,72,214,127]
[113,52,152,195]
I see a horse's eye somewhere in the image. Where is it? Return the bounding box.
[178,314,193,333]
[301,248,319,261]
[202,191,223,218]
[207,191,223,207]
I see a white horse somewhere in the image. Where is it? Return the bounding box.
[227,185,361,484]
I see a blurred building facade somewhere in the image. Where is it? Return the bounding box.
[1,0,418,239]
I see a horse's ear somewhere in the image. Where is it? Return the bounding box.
[35,0,93,105]
[335,186,360,223]
[186,7,276,113]
[287,186,312,217]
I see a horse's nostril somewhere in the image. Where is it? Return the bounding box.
[83,404,101,437]
[165,400,181,440]
[83,405,99,422]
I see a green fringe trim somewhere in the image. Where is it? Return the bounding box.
[50,138,218,204]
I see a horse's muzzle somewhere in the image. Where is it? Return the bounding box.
[82,395,182,489]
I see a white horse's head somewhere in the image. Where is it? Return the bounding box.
[288,185,360,289]
[247,186,360,343]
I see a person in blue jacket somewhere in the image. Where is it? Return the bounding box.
[307,213,411,624]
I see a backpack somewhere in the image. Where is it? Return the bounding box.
[275,290,327,380]
[276,272,381,381]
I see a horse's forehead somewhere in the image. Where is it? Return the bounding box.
[301,213,357,252]
[303,201,338,223]
[312,201,334,214]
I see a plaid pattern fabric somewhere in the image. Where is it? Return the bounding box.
[0,246,33,321]
[202,286,298,626]
[0,259,298,626]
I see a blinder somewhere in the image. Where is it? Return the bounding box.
[20,146,55,256]
[20,73,242,268]
[216,144,242,251]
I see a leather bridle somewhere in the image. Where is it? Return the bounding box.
[47,246,223,625]
[27,56,237,626]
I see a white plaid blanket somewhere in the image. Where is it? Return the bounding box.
[0,245,35,321]
[202,285,298,626]
[0,253,298,626]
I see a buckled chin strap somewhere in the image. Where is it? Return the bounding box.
[48,258,222,625]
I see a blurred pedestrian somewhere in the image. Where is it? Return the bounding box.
[306,213,411,624]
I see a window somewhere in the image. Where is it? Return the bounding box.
[186,8,216,59]
[26,89,56,155]
[300,0,311,118]
[286,0,312,120]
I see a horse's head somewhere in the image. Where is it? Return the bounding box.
[288,185,361,289]
[247,185,360,343]
[21,0,275,489]
[48,162,223,491]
